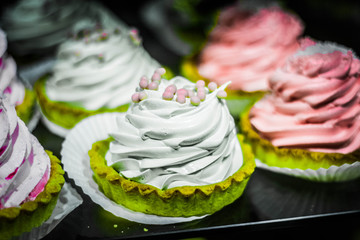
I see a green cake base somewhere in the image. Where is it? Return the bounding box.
[89,135,255,217]
[240,111,360,170]
[0,151,65,240]
[34,76,129,130]
[16,88,36,125]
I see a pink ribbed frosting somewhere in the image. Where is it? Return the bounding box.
[250,39,360,154]
[198,6,303,92]
[0,98,50,208]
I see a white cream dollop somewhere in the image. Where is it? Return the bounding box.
[106,76,243,189]
[45,26,160,110]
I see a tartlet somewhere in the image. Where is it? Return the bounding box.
[88,69,255,217]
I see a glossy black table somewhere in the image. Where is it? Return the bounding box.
[31,121,360,240]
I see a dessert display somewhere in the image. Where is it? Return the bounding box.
[87,69,255,217]
[0,0,122,58]
[0,97,65,239]
[181,4,304,117]
[241,39,360,181]
[35,24,162,137]
[0,28,37,128]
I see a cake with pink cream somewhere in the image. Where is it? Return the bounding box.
[181,4,303,116]
[0,97,64,239]
[241,39,360,181]
[0,28,36,126]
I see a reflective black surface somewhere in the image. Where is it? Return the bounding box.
[32,120,360,240]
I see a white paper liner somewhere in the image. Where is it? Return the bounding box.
[61,112,206,225]
[39,107,70,138]
[255,158,360,182]
[15,182,83,240]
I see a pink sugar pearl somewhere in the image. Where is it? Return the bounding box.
[196,80,205,89]
[165,84,177,94]
[217,90,227,99]
[177,88,188,97]
[208,82,217,92]
[156,68,166,75]
[197,91,206,101]
[176,95,186,104]
[139,76,149,89]
[148,81,159,90]
[190,96,201,106]
[132,93,140,103]
[152,72,161,82]
[162,91,174,100]
[139,91,147,101]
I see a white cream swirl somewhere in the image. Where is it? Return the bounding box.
[0,98,50,208]
[0,29,25,107]
[106,76,243,189]
[45,26,160,110]
[1,0,123,56]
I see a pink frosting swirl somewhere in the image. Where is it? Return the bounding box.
[198,6,303,92]
[0,98,50,208]
[250,39,360,154]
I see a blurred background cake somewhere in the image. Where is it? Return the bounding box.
[35,24,163,137]
[181,1,304,119]
[241,39,360,181]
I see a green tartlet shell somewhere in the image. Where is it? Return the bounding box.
[15,88,36,125]
[240,111,360,170]
[89,134,255,217]
[34,75,129,130]
[0,151,65,240]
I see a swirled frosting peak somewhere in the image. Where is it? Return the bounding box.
[0,97,50,208]
[198,6,303,92]
[250,40,360,154]
[45,25,160,110]
[0,29,25,107]
[1,0,122,56]
[106,69,243,189]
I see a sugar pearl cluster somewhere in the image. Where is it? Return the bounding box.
[132,68,227,106]
[70,25,142,60]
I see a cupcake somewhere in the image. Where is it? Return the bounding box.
[181,4,304,118]
[0,28,37,128]
[88,69,255,217]
[241,39,360,181]
[0,0,122,59]
[35,25,164,137]
[0,97,65,239]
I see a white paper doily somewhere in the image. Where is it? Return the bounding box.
[255,158,360,182]
[16,182,83,240]
[61,112,206,225]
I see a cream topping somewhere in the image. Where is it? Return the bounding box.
[106,74,243,189]
[0,29,25,107]
[1,0,123,55]
[45,26,160,110]
[198,6,303,92]
[250,39,360,154]
[0,98,50,208]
